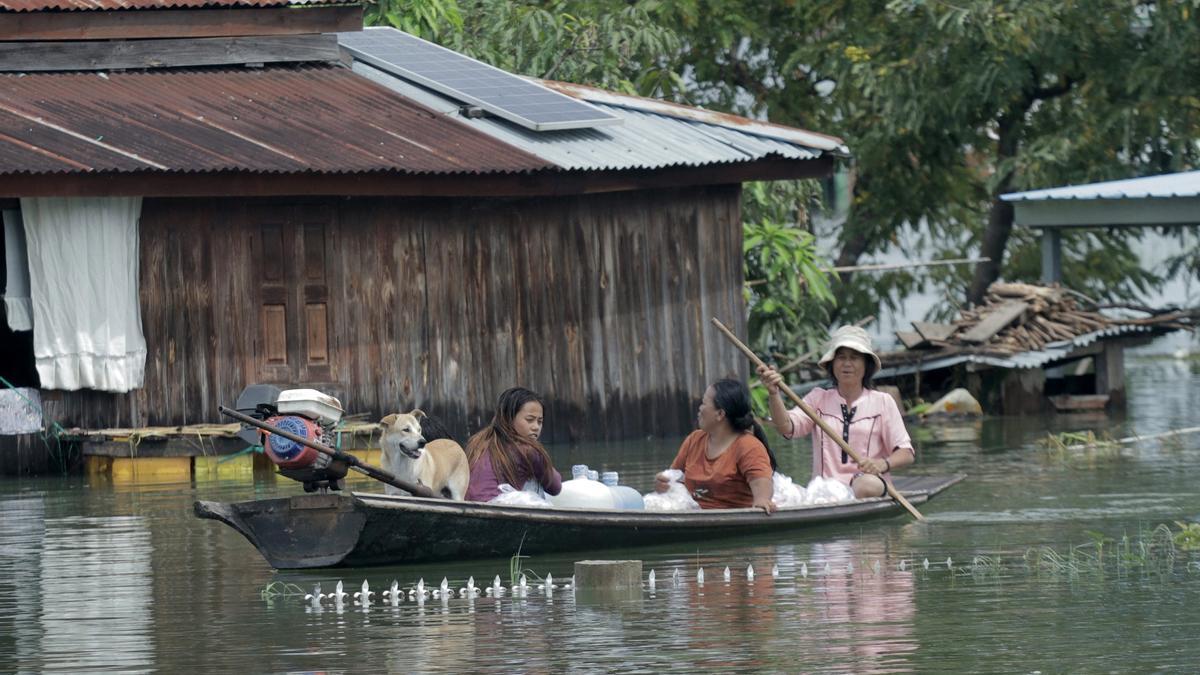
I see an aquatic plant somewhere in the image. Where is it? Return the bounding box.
[260,581,307,600]
[1022,524,1180,577]
[1172,522,1200,551]
[508,534,531,588]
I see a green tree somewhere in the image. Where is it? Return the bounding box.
[661,1,1200,315]
[364,0,684,96]
[742,180,835,360]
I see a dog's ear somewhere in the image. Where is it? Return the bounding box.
[410,409,427,420]
[380,413,398,428]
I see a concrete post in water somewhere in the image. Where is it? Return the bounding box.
[574,560,642,590]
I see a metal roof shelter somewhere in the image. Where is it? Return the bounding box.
[1002,170,1200,283]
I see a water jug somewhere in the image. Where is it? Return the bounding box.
[601,471,645,510]
[549,468,615,509]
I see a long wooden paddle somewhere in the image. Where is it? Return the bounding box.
[710,318,926,521]
[219,405,440,499]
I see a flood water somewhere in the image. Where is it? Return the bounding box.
[2,356,1199,673]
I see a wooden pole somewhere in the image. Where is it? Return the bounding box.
[218,405,440,499]
[709,318,926,521]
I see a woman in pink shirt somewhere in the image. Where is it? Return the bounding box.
[758,325,914,499]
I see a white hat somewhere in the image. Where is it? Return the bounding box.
[818,325,881,372]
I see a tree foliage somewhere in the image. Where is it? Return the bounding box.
[742,180,834,360]
[364,0,684,96]
[661,0,1200,316]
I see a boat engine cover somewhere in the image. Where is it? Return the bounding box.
[263,415,329,470]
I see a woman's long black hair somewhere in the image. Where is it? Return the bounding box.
[711,378,778,471]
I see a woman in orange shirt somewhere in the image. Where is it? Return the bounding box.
[653,378,777,514]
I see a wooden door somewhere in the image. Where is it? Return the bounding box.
[248,204,334,385]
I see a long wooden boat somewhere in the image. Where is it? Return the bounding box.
[194,474,965,569]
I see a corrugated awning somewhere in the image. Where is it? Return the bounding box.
[1002,170,1200,229]
[0,65,552,176]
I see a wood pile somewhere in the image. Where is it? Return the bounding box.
[893,281,1194,357]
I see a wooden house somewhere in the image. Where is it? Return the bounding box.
[0,0,844,455]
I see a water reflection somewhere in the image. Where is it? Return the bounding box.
[0,499,155,674]
[0,496,45,673]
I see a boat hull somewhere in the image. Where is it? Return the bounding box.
[195,474,965,569]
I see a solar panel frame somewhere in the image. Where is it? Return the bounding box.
[338,28,622,132]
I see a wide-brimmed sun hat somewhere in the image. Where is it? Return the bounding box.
[817,325,882,372]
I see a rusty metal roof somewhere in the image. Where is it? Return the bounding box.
[0,0,342,11]
[0,65,551,176]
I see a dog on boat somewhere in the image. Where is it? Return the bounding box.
[379,409,470,500]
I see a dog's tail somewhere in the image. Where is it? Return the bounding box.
[420,414,456,443]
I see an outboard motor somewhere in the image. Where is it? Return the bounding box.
[234,385,350,492]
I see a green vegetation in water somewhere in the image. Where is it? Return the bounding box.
[260,581,307,600]
[1174,521,1200,551]
[1022,524,1182,577]
[507,533,551,586]
[907,402,932,416]
[1040,430,1125,467]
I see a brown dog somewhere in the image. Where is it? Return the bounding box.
[378,410,470,499]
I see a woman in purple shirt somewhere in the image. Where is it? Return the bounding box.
[465,387,563,502]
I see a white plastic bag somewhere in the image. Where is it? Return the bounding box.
[772,472,808,508]
[804,476,856,505]
[642,469,701,511]
[489,483,552,508]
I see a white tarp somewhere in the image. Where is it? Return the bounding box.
[20,197,146,392]
[3,209,32,331]
[0,387,43,434]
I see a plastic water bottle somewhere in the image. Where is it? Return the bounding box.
[601,471,645,510]
[571,464,589,480]
[588,470,600,481]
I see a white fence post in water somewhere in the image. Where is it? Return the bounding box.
[573,560,643,590]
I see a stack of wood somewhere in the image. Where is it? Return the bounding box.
[893,282,1181,356]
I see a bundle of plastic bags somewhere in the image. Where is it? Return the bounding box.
[488,483,552,508]
[804,476,856,505]
[642,469,701,511]
[771,472,808,507]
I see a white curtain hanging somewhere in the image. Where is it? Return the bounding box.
[20,197,146,392]
[3,209,33,331]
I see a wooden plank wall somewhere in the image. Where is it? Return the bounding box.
[41,185,748,442]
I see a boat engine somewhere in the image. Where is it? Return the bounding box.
[234,385,350,492]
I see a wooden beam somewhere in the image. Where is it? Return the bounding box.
[912,321,956,342]
[895,330,928,350]
[0,34,340,72]
[960,301,1028,344]
[0,6,362,41]
[0,156,836,198]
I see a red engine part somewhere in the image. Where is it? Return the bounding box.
[263,415,325,469]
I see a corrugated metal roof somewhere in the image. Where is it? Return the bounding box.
[0,0,339,11]
[353,62,828,172]
[0,66,551,176]
[875,324,1157,378]
[541,80,849,156]
[1003,170,1200,202]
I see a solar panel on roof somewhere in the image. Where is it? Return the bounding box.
[338,28,622,132]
